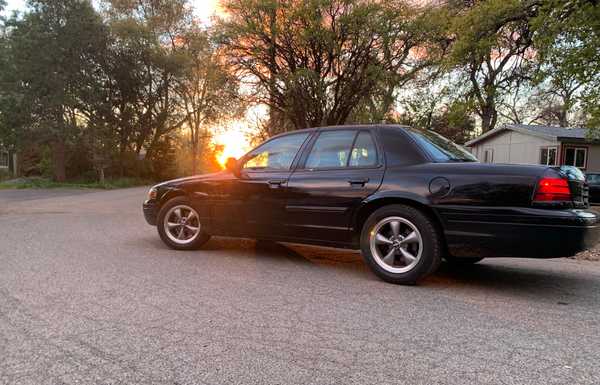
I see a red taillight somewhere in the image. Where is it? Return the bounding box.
[534,177,571,202]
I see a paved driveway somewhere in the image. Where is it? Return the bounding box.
[1,187,600,385]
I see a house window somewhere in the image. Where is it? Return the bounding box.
[483,148,494,163]
[0,151,9,169]
[564,147,587,168]
[540,147,557,166]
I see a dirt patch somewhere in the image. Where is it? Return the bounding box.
[572,246,600,261]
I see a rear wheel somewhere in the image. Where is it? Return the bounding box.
[157,197,211,250]
[360,205,442,285]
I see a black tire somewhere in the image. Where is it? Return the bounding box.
[360,204,442,285]
[157,196,211,250]
[444,255,484,265]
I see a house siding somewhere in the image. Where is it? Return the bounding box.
[469,130,557,165]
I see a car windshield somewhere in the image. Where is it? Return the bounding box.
[406,128,478,162]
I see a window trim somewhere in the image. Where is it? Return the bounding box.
[240,131,312,173]
[539,146,558,166]
[299,128,382,171]
[562,145,588,169]
[0,151,9,169]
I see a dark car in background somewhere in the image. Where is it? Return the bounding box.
[586,173,600,205]
[143,125,599,284]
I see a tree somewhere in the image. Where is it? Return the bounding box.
[444,0,539,132]
[101,0,191,176]
[219,0,433,133]
[398,85,476,144]
[532,0,600,131]
[1,0,110,181]
[175,28,241,174]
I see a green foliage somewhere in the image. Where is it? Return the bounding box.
[0,0,239,184]
[1,0,111,181]
[398,85,476,144]
[533,0,600,132]
[441,0,538,132]
[38,145,53,179]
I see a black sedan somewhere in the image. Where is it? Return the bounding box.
[143,125,599,284]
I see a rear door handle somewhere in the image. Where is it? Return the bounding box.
[348,178,369,186]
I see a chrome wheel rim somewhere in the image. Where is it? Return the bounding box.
[163,205,201,245]
[369,216,423,274]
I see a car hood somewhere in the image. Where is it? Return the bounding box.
[154,171,229,188]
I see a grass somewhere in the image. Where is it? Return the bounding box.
[0,177,152,190]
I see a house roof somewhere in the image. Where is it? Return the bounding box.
[465,124,588,147]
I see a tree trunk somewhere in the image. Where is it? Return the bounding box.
[98,167,105,184]
[118,148,126,178]
[51,140,66,182]
[191,142,198,175]
[480,105,498,133]
[558,105,569,127]
[267,6,279,137]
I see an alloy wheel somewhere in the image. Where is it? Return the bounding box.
[369,216,423,273]
[163,205,201,245]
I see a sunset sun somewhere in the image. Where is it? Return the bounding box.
[214,128,251,167]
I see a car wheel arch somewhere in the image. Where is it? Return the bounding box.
[353,196,446,249]
[158,188,187,209]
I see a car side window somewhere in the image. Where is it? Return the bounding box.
[242,133,309,171]
[349,131,377,167]
[305,130,356,169]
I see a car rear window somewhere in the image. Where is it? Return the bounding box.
[305,130,356,169]
[405,128,477,162]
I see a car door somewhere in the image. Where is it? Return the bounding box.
[285,128,385,244]
[212,131,312,239]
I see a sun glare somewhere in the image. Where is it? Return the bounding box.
[214,127,251,167]
[191,0,222,23]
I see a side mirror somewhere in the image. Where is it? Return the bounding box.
[225,157,238,174]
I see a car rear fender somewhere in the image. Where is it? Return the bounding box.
[352,191,445,246]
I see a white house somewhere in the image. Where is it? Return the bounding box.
[465,124,600,173]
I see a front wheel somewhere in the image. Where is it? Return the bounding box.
[157,197,211,250]
[360,205,442,285]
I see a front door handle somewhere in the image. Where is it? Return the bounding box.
[268,179,286,188]
[348,178,369,187]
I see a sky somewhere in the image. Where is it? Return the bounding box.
[2,0,25,15]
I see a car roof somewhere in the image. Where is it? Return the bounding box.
[269,124,411,140]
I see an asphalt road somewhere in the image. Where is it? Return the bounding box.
[1,187,600,385]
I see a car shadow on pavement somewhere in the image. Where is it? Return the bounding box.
[202,237,369,276]
[151,236,600,303]
[427,261,600,305]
